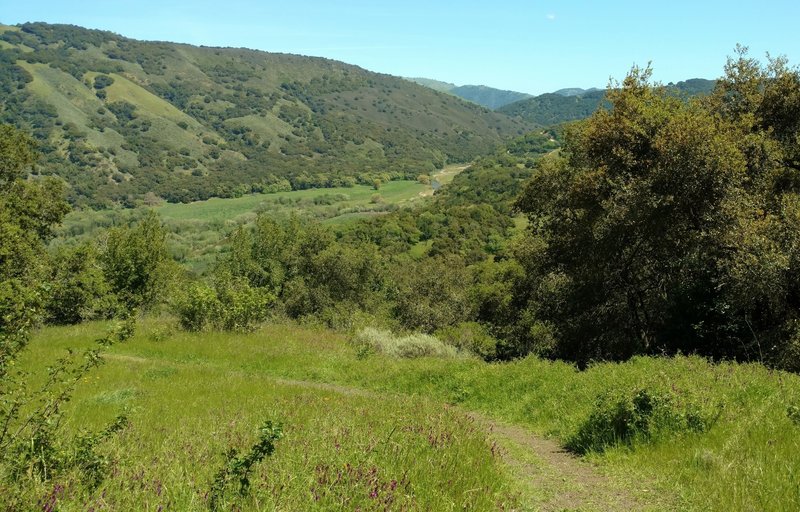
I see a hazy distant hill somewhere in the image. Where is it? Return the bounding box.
[499,79,716,126]
[552,87,601,97]
[405,78,531,109]
[406,77,456,92]
[0,23,532,207]
[498,90,608,126]
[450,85,532,110]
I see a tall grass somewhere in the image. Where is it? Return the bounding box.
[18,318,800,511]
[7,321,514,510]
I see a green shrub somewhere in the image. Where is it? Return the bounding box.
[175,280,274,332]
[566,387,723,454]
[435,322,497,360]
[208,421,283,511]
[45,243,116,325]
[100,211,172,310]
[215,279,274,331]
[92,74,114,89]
[175,283,222,332]
[352,328,459,359]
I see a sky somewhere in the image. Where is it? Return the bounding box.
[3,1,800,95]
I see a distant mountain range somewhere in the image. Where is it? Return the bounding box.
[552,87,601,97]
[405,78,532,109]
[406,77,716,121]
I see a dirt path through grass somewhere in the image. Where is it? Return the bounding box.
[105,353,648,510]
[469,412,651,511]
[274,374,650,511]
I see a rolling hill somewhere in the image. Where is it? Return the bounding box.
[0,23,533,207]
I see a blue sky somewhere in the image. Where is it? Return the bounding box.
[3,1,799,94]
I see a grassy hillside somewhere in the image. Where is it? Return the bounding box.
[0,22,533,207]
[16,318,800,510]
[405,76,456,92]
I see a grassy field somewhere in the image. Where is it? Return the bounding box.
[16,318,800,510]
[55,179,432,273]
[13,321,515,510]
[55,165,465,273]
[155,179,427,222]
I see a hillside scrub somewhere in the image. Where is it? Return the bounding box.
[0,22,532,208]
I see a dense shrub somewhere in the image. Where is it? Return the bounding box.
[435,322,498,360]
[175,280,274,332]
[99,211,173,309]
[45,243,116,324]
[392,256,474,333]
[566,387,723,454]
[512,54,800,369]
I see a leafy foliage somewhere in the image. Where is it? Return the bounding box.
[44,243,115,324]
[510,53,800,369]
[99,210,173,309]
[175,279,274,332]
[566,387,721,454]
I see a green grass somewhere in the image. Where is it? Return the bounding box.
[11,321,517,510]
[17,318,800,510]
[155,180,426,222]
[55,180,431,272]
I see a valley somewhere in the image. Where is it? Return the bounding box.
[1,16,800,512]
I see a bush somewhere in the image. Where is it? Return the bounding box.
[93,74,114,89]
[45,243,116,325]
[435,322,498,360]
[175,280,274,332]
[566,387,723,454]
[351,328,459,359]
[100,211,171,310]
[392,255,474,333]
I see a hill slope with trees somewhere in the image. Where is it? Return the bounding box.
[0,23,533,207]
[498,78,715,125]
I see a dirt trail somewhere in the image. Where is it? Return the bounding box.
[106,352,648,510]
[270,377,648,511]
[469,412,650,511]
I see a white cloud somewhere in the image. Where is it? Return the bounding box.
[546,13,556,21]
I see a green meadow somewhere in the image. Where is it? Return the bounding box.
[55,177,434,273]
[15,317,800,511]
